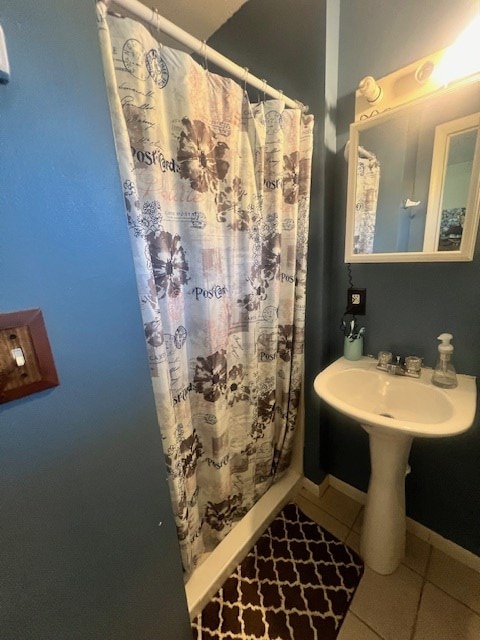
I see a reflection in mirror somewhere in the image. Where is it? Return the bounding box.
[428,116,478,252]
[346,81,480,262]
[439,129,475,250]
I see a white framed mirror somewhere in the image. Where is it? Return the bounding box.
[345,80,480,263]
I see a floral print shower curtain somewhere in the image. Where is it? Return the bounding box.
[98,4,314,575]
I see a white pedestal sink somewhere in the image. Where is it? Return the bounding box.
[314,356,477,575]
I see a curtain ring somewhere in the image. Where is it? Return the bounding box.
[242,67,249,95]
[261,78,268,102]
[153,8,160,32]
[200,40,209,71]
[295,99,307,113]
[148,8,162,40]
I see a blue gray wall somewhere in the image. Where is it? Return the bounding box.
[0,1,191,637]
[212,0,480,556]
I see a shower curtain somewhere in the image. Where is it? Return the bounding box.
[98,4,314,574]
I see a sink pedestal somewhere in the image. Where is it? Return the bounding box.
[314,357,477,574]
[360,425,413,575]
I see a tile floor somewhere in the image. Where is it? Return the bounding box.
[294,485,480,640]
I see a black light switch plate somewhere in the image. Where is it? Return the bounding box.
[346,288,366,315]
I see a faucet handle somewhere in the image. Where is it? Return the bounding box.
[377,351,393,366]
[405,355,422,373]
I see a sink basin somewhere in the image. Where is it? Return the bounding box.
[314,356,477,575]
[314,356,476,438]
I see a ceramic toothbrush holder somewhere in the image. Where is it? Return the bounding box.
[344,336,363,361]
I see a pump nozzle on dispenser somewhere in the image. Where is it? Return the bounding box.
[437,333,453,349]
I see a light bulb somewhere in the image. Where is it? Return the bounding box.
[434,15,480,85]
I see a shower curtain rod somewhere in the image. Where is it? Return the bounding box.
[105,0,308,112]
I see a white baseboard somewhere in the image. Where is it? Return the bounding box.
[301,475,329,498]
[328,475,367,505]
[406,516,480,573]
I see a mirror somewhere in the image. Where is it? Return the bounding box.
[345,80,480,262]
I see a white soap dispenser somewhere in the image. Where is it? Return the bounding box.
[432,333,458,389]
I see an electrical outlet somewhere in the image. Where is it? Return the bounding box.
[346,288,366,315]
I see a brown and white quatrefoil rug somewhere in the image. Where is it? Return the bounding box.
[192,502,364,639]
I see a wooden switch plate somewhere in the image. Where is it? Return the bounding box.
[0,309,59,404]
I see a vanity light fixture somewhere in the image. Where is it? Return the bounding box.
[354,16,480,121]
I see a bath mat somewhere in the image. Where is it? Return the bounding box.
[191,502,364,639]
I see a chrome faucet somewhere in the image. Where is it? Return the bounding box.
[376,352,422,378]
